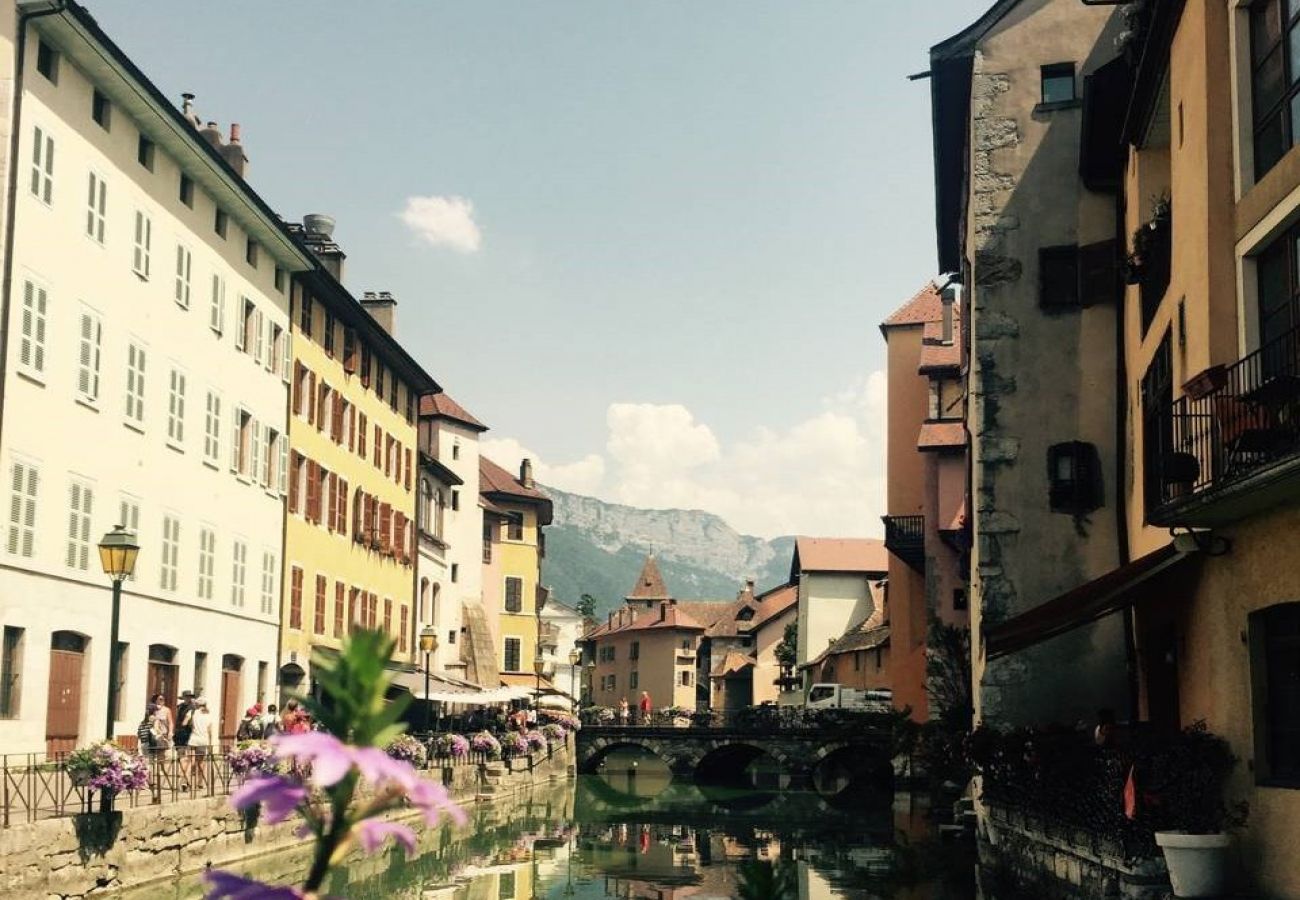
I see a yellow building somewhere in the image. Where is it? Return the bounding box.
[479,456,552,682]
[279,217,438,696]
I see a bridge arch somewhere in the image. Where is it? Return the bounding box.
[810,740,893,803]
[693,741,789,789]
[576,738,671,775]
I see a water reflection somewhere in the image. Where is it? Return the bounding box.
[129,747,977,899]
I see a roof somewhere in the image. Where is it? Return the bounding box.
[675,600,731,631]
[479,457,554,525]
[626,555,672,602]
[750,582,798,632]
[802,624,891,670]
[420,392,488,432]
[26,1,314,274]
[419,452,462,487]
[584,602,706,639]
[917,421,967,451]
[918,318,963,373]
[710,651,756,679]
[880,283,945,331]
[792,538,889,576]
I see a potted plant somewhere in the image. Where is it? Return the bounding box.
[65,740,149,807]
[1149,722,1248,898]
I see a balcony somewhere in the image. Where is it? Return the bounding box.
[882,515,924,571]
[1149,327,1300,527]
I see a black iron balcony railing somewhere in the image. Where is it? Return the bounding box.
[1149,325,1300,525]
[882,515,924,570]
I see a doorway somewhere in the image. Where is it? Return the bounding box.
[45,632,87,756]
[219,654,243,746]
[146,644,178,712]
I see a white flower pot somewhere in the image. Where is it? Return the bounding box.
[1155,831,1231,898]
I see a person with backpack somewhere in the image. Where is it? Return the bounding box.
[260,704,280,738]
[137,703,159,755]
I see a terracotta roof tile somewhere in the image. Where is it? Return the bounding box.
[585,602,706,638]
[793,537,889,575]
[803,624,891,669]
[750,583,798,631]
[710,651,756,678]
[626,555,672,602]
[479,456,549,503]
[420,392,488,432]
[881,283,944,330]
[917,421,967,451]
[675,600,731,629]
[918,314,963,372]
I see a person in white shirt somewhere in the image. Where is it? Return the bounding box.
[188,698,214,790]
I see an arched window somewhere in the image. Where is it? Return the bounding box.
[430,582,442,629]
[419,478,433,532]
[419,578,430,626]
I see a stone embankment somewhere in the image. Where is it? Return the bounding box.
[0,740,574,899]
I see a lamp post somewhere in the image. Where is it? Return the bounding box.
[419,626,438,732]
[98,525,139,741]
[568,648,580,706]
[533,655,545,712]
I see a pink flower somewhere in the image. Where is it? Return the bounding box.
[204,869,309,899]
[352,819,418,856]
[271,732,353,788]
[230,775,308,825]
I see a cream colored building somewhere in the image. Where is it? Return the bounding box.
[790,538,888,692]
[0,1,313,752]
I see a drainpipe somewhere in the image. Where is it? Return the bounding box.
[1114,162,1138,723]
[0,1,67,459]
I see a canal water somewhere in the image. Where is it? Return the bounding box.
[130,747,978,899]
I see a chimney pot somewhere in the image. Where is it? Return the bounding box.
[520,459,535,489]
[228,122,242,144]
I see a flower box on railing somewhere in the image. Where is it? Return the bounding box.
[1183,364,1228,401]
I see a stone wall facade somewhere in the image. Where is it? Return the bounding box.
[979,803,1170,900]
[0,741,574,899]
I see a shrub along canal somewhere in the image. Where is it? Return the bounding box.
[126,747,978,898]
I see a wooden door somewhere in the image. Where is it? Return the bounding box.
[219,659,242,746]
[147,663,178,712]
[45,633,86,756]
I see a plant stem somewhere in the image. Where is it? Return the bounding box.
[303,774,357,892]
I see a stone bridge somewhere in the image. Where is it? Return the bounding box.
[575,717,894,791]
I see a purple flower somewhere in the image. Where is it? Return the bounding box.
[271,731,355,788]
[408,777,468,827]
[352,819,418,856]
[203,870,307,899]
[230,775,308,825]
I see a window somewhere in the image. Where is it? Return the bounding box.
[451,490,460,512]
[1141,332,1174,515]
[504,637,522,672]
[193,651,207,695]
[507,515,524,541]
[203,391,221,465]
[451,563,459,583]
[274,267,285,294]
[360,344,372,388]
[388,375,398,410]
[160,514,179,591]
[452,443,460,461]
[65,479,93,570]
[76,306,102,404]
[197,527,216,601]
[1256,222,1300,352]
[630,641,640,661]
[953,588,968,611]
[277,433,289,496]
[276,325,291,382]
[1040,62,1076,104]
[505,577,523,613]
[6,461,38,558]
[209,274,226,335]
[323,310,335,357]
[1250,603,1300,785]
[230,540,247,607]
[179,173,193,208]
[35,40,57,83]
[166,367,186,446]
[680,671,692,687]
[289,566,303,630]
[135,133,154,170]
[333,582,344,637]
[1039,246,1079,308]
[260,552,276,615]
[236,297,256,354]
[117,496,139,581]
[1251,0,1300,178]
[86,172,106,242]
[245,238,259,269]
[499,873,516,900]
[231,407,253,475]
[376,365,386,400]
[383,597,393,635]
[132,210,151,279]
[299,295,313,336]
[630,671,639,689]
[214,208,228,239]
[343,328,357,373]
[399,605,408,653]
[1047,442,1102,513]
[312,574,326,635]
[0,626,24,718]
[30,127,53,204]
[18,280,47,380]
[125,342,146,426]
[174,245,192,307]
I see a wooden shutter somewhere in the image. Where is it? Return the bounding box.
[358,413,367,458]
[348,407,356,453]
[374,426,382,467]
[307,462,320,523]
[380,503,392,554]
[290,567,303,629]
[337,478,348,533]
[292,362,303,415]
[348,588,358,634]
[307,372,317,425]
[334,582,344,637]
[360,345,371,388]
[332,393,343,443]
[288,452,301,513]
[404,448,412,491]
[327,472,338,532]
[343,329,357,373]
[394,512,406,562]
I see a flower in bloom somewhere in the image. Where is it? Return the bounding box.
[230,775,308,825]
[352,819,418,856]
[203,869,309,899]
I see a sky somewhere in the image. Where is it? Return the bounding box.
[88,0,986,539]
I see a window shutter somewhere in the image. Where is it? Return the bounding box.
[308,372,317,425]
[292,362,303,415]
[332,393,343,443]
[380,503,391,553]
[229,409,241,472]
[306,462,318,522]
[250,419,262,483]
[1079,239,1119,307]
[337,478,348,533]
[348,407,356,453]
[404,448,412,491]
[281,330,292,383]
[327,472,338,532]
[343,329,357,373]
[234,303,246,351]
[278,434,289,496]
[254,309,266,365]
[288,452,300,512]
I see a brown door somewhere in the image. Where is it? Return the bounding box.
[219,655,242,746]
[45,632,86,756]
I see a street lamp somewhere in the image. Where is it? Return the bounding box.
[533,654,545,711]
[419,626,438,732]
[98,525,139,741]
[568,648,581,706]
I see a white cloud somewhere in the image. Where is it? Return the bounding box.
[398,195,482,253]
[485,372,888,539]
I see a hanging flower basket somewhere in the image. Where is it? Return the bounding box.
[65,741,149,797]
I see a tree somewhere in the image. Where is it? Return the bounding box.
[926,616,972,727]
[775,621,797,670]
[577,593,598,621]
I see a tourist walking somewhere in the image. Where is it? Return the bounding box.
[260,704,280,738]
[618,697,629,726]
[638,691,652,726]
[174,691,195,787]
[187,698,214,790]
[151,693,173,750]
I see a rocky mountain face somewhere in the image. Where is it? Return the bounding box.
[540,486,794,617]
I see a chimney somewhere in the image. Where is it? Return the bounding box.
[360,290,397,336]
[301,214,346,280]
[180,92,200,127]
[519,458,535,489]
[220,122,248,178]
[940,286,957,345]
[199,120,222,149]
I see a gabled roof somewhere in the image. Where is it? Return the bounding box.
[675,600,731,631]
[627,554,672,602]
[802,624,891,670]
[750,582,798,632]
[792,538,889,577]
[420,392,488,432]
[880,283,944,331]
[918,421,967,452]
[710,651,756,679]
[479,456,553,526]
[584,602,706,639]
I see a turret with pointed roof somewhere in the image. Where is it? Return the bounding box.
[626,553,672,607]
